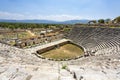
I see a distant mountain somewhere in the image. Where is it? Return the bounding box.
[59,20,89,24]
[0,19,57,24]
[0,19,89,24]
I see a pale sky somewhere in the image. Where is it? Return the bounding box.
[0,0,120,21]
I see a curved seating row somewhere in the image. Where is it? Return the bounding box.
[67,26,120,55]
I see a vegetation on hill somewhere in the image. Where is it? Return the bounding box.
[0,22,72,29]
[85,16,120,27]
[114,16,120,23]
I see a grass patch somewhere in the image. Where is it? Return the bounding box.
[41,44,84,59]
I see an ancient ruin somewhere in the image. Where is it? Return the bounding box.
[0,25,120,80]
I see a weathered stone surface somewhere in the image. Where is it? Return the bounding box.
[0,42,120,80]
[67,54,120,80]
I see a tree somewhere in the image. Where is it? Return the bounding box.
[98,19,105,24]
[114,16,120,23]
[105,19,111,24]
[8,25,15,30]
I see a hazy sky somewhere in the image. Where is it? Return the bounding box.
[0,0,120,21]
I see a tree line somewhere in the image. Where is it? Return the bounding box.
[0,22,68,29]
[88,16,120,24]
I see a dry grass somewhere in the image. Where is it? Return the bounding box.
[41,44,84,59]
[0,31,36,39]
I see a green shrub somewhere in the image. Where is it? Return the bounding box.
[62,64,67,69]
